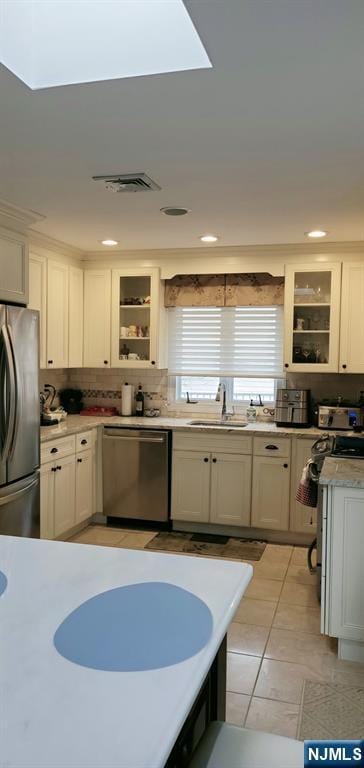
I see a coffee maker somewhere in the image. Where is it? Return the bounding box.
[275,389,310,427]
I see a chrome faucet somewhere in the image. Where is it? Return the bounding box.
[215,383,226,419]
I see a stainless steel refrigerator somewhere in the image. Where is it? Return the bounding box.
[0,306,40,537]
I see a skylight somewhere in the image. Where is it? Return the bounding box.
[0,0,211,90]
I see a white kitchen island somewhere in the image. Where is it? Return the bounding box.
[1,536,252,768]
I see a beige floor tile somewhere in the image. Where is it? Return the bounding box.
[70,526,127,546]
[279,581,318,608]
[227,623,269,657]
[273,603,321,634]
[285,563,316,586]
[291,547,309,566]
[250,560,288,581]
[245,697,300,739]
[227,652,261,695]
[225,693,251,726]
[262,545,293,564]
[264,628,336,671]
[233,598,277,627]
[245,577,283,602]
[315,654,364,687]
[118,532,157,549]
[254,658,323,705]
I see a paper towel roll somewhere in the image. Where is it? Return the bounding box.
[121,383,134,416]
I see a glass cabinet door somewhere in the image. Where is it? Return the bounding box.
[284,264,341,372]
[111,269,160,368]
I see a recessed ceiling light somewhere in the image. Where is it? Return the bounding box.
[306,230,328,238]
[160,207,190,216]
[200,234,219,243]
[101,239,118,246]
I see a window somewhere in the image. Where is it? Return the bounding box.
[168,305,284,405]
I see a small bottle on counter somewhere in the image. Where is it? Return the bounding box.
[135,384,145,416]
[246,399,257,423]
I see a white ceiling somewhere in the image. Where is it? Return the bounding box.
[0,0,364,252]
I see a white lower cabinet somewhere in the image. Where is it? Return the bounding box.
[53,455,76,536]
[75,449,93,523]
[326,486,364,643]
[171,434,252,528]
[172,451,211,523]
[40,431,96,539]
[251,456,290,530]
[210,453,252,526]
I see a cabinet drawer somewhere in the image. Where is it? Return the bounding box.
[173,431,252,455]
[76,430,94,453]
[253,436,291,458]
[41,435,76,464]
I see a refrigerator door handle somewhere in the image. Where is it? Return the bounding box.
[0,324,16,463]
[7,325,20,457]
[0,475,39,507]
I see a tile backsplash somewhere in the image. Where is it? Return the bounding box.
[41,368,364,417]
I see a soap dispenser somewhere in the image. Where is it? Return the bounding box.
[246,399,257,423]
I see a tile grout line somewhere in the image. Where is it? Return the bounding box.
[242,546,300,729]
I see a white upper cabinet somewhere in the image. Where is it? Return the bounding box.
[68,266,84,368]
[47,260,69,368]
[29,253,47,369]
[339,263,364,374]
[83,270,111,367]
[284,263,341,373]
[111,268,165,368]
[0,229,28,305]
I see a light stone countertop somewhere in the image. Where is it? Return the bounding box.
[1,535,251,768]
[40,414,331,442]
[320,456,364,488]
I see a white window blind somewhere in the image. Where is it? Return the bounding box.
[168,306,284,377]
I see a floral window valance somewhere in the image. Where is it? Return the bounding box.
[164,273,284,307]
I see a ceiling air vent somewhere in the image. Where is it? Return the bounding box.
[92,172,161,193]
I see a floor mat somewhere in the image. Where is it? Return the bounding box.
[145,531,266,561]
[298,680,364,741]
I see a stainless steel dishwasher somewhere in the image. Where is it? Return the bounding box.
[102,428,170,523]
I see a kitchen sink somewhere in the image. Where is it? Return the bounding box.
[188,420,248,428]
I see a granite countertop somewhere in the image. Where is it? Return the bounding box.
[1,535,251,768]
[320,456,364,488]
[41,414,328,442]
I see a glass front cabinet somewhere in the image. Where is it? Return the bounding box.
[284,263,341,372]
[111,268,166,368]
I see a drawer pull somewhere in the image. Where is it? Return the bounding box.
[81,439,87,445]
[51,467,57,472]
[212,458,217,463]
[203,457,209,463]
[283,463,288,468]
[265,444,279,450]
[50,447,58,454]
[56,465,62,471]
[77,458,83,463]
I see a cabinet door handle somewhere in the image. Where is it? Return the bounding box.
[81,439,87,445]
[77,458,83,463]
[51,467,57,472]
[203,457,209,463]
[104,360,108,365]
[151,360,156,366]
[56,465,62,471]
[342,364,347,369]
[284,363,289,368]
[50,447,58,454]
[212,458,217,463]
[283,463,288,468]
[48,360,53,365]
[265,444,279,450]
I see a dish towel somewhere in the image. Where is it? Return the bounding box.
[296,460,318,507]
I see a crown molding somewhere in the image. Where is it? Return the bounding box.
[29,229,84,261]
[0,198,45,232]
[84,240,364,261]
